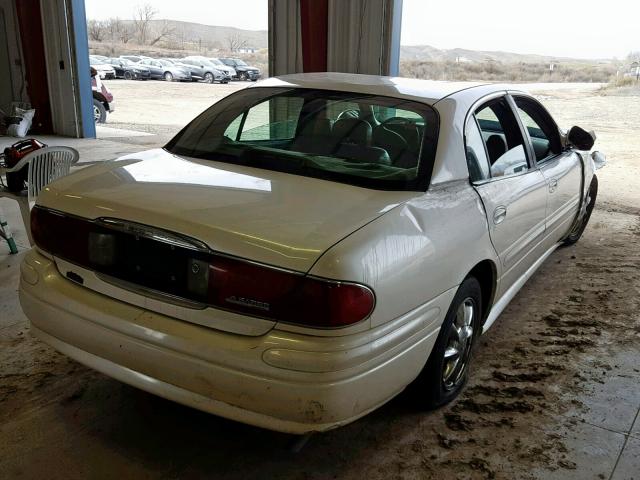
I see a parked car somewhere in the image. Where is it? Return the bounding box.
[105,58,151,80]
[90,67,114,123]
[137,58,192,82]
[119,55,144,63]
[89,55,116,80]
[208,57,236,79]
[180,57,229,83]
[219,57,260,81]
[20,73,605,434]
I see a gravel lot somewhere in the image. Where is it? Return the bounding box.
[2,82,639,479]
[101,79,248,137]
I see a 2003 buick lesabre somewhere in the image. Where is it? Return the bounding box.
[20,73,605,433]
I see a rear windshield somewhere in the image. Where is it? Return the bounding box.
[166,87,439,191]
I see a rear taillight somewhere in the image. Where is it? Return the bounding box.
[30,206,375,328]
[206,255,374,328]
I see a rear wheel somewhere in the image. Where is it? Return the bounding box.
[563,176,598,246]
[204,72,214,83]
[92,99,107,124]
[239,72,248,81]
[164,72,174,82]
[413,276,482,408]
[123,71,133,80]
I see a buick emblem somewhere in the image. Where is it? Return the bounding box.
[191,262,200,274]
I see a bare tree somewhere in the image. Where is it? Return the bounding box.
[133,3,157,45]
[87,20,106,42]
[104,17,122,42]
[120,24,133,44]
[226,32,248,52]
[149,20,175,46]
[627,51,640,63]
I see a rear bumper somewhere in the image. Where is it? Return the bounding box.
[19,250,444,433]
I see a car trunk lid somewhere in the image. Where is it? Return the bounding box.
[36,149,415,335]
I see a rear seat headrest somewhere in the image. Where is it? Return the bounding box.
[297,117,334,137]
[333,118,372,145]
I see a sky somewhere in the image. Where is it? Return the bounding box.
[402,0,635,59]
[84,0,637,59]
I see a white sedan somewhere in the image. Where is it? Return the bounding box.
[19,73,604,434]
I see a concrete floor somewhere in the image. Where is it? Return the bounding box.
[1,90,640,479]
[0,125,172,166]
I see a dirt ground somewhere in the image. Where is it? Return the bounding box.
[1,83,639,479]
[102,79,248,137]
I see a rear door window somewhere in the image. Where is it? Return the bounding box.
[473,97,530,178]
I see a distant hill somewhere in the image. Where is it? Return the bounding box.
[400,45,613,64]
[123,19,268,50]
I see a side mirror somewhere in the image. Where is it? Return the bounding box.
[591,151,606,170]
[567,126,595,151]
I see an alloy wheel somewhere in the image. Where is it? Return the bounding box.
[442,297,476,390]
[570,191,594,237]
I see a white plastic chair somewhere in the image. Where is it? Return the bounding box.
[0,146,79,246]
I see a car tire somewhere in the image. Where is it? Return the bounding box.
[164,72,174,82]
[563,175,598,246]
[413,276,482,409]
[239,72,248,81]
[92,99,107,124]
[204,72,214,84]
[251,78,258,82]
[124,71,133,80]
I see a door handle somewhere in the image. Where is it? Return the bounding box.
[548,178,558,193]
[493,206,507,225]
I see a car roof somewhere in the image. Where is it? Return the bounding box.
[253,72,504,105]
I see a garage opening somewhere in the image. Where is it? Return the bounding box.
[84,0,268,142]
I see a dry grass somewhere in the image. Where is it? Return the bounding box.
[598,75,640,96]
[399,60,615,83]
